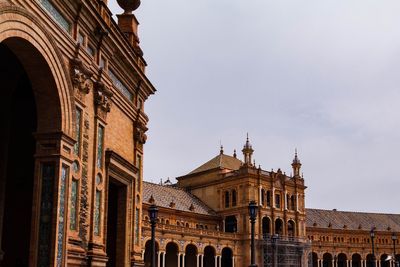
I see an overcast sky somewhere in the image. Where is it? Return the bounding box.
[109,1,400,214]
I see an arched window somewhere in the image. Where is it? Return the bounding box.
[266,191,271,207]
[225,216,237,233]
[286,194,290,210]
[224,191,230,208]
[290,195,296,210]
[261,189,265,206]
[231,190,237,207]
[287,220,295,237]
[275,193,281,209]
[262,217,271,238]
[275,218,284,235]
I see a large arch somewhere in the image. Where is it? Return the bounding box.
[262,216,271,238]
[203,246,216,267]
[221,247,233,267]
[380,254,389,267]
[337,253,347,267]
[287,220,296,237]
[0,41,38,267]
[165,242,179,267]
[351,253,361,267]
[366,254,374,267]
[310,252,318,267]
[275,218,284,236]
[323,253,333,267]
[0,4,78,267]
[144,240,159,267]
[185,244,197,267]
[0,4,74,136]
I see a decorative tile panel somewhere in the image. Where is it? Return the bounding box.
[57,166,69,267]
[108,70,134,101]
[74,108,82,156]
[96,126,104,168]
[70,179,78,230]
[38,0,71,33]
[37,163,55,267]
[94,190,101,236]
[135,208,140,245]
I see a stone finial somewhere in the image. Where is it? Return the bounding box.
[233,149,237,158]
[117,0,141,14]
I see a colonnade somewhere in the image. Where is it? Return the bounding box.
[153,252,235,267]
[313,258,398,267]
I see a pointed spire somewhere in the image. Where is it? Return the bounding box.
[242,133,254,166]
[233,149,237,158]
[292,148,302,177]
[293,148,301,164]
[220,145,224,155]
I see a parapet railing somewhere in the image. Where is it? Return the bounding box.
[142,220,239,239]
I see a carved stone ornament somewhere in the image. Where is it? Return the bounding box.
[134,120,148,145]
[70,44,93,103]
[94,69,113,121]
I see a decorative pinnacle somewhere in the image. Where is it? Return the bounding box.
[220,145,224,155]
[292,148,301,164]
[233,149,237,158]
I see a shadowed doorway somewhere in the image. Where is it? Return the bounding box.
[0,42,37,267]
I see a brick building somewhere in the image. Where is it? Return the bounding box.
[141,138,400,267]
[1,1,399,267]
[0,0,155,266]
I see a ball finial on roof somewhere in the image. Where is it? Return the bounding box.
[117,0,141,14]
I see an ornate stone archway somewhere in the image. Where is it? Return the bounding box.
[0,3,74,267]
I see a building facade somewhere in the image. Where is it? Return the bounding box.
[0,0,155,266]
[142,138,310,267]
[141,139,400,267]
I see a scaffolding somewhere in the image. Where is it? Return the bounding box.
[261,235,312,267]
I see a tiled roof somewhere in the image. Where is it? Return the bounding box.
[143,181,217,216]
[306,208,400,232]
[188,153,242,175]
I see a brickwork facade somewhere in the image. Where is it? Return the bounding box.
[0,0,155,266]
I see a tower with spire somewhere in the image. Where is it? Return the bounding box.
[242,134,254,166]
[292,149,302,177]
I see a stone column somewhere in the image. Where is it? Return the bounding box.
[218,255,221,267]
[214,255,217,267]
[162,252,166,267]
[232,256,235,267]
[196,254,200,267]
[157,251,161,267]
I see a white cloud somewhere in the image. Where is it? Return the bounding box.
[109,0,400,213]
